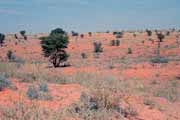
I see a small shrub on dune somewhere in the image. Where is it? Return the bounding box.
[14,34,18,39]
[93,42,103,53]
[128,48,132,54]
[81,52,87,59]
[26,84,52,100]
[20,30,26,37]
[150,56,168,63]
[6,50,25,63]
[39,82,49,92]
[157,32,165,42]
[0,73,16,91]
[88,32,92,37]
[80,34,84,38]
[113,32,123,38]
[20,30,27,40]
[0,33,5,46]
[110,40,116,46]
[110,40,120,46]
[24,35,27,40]
[7,50,16,62]
[146,29,152,36]
[71,31,79,37]
[166,31,170,36]
[27,85,39,99]
[116,39,120,46]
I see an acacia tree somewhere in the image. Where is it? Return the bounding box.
[0,33,5,46]
[40,28,69,67]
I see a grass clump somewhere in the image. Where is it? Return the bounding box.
[154,80,179,102]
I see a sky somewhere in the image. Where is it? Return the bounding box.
[0,0,180,33]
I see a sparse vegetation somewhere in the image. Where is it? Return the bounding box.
[110,40,120,46]
[71,31,78,37]
[27,84,52,100]
[0,73,16,91]
[88,32,92,37]
[128,48,132,54]
[7,50,16,62]
[151,56,168,63]
[93,42,103,53]
[81,52,87,59]
[0,33,5,46]
[80,34,84,38]
[154,80,179,102]
[20,30,27,40]
[146,29,152,36]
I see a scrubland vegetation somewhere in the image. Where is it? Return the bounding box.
[0,28,180,120]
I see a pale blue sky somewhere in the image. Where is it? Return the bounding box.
[0,0,180,33]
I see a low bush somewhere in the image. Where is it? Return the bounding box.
[6,50,25,63]
[128,48,132,54]
[7,50,16,62]
[0,73,16,91]
[110,40,120,46]
[93,42,103,53]
[26,84,52,100]
[39,82,49,92]
[151,56,168,63]
[81,53,87,59]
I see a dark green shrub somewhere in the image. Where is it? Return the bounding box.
[157,32,165,42]
[88,32,92,37]
[50,28,65,36]
[71,31,78,37]
[0,33,5,46]
[116,32,123,38]
[146,29,152,36]
[7,50,16,62]
[93,42,103,53]
[110,40,116,46]
[110,40,120,46]
[128,48,132,54]
[81,53,87,59]
[116,40,120,46]
[20,30,26,37]
[40,28,69,67]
